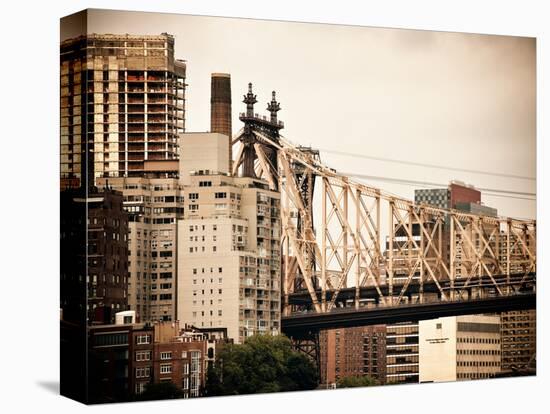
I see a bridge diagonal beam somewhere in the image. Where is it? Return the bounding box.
[391,204,448,301]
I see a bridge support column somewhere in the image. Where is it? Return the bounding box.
[289,331,321,382]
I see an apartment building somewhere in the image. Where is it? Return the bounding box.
[319,325,386,387]
[60,33,185,189]
[177,133,281,344]
[97,176,184,323]
[419,315,501,382]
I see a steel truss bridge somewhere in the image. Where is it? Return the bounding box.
[232,85,536,360]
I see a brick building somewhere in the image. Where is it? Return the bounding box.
[88,320,209,402]
[319,325,386,387]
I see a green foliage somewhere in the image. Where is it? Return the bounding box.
[336,375,378,388]
[206,334,319,396]
[135,382,184,401]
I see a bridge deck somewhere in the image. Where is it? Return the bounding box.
[281,293,536,338]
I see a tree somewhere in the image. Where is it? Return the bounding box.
[204,364,222,396]
[206,334,318,396]
[336,375,378,388]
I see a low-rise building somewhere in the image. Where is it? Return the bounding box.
[88,320,209,401]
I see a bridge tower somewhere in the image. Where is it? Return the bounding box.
[236,83,284,186]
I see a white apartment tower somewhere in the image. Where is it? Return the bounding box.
[177,133,281,343]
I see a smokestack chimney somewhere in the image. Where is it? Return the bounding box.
[210,73,232,172]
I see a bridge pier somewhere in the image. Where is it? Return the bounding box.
[289,331,321,382]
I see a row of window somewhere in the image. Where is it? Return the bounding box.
[457,337,500,344]
[189,246,217,253]
[457,360,499,367]
[193,278,223,285]
[150,293,172,301]
[136,350,194,362]
[189,224,217,232]
[193,267,223,274]
[458,372,494,379]
[193,289,223,296]
[190,235,217,242]
[193,299,223,306]
[192,310,223,317]
[457,349,500,356]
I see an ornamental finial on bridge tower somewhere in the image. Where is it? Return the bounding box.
[243,82,257,117]
[267,91,281,124]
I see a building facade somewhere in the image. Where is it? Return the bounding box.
[60,33,186,189]
[385,322,419,384]
[97,176,184,323]
[149,321,207,398]
[500,309,536,372]
[88,322,154,403]
[419,315,501,382]
[319,325,386,387]
[61,187,129,325]
[88,320,208,402]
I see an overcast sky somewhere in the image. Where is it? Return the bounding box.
[62,9,536,220]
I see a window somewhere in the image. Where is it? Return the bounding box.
[188,193,199,200]
[183,363,189,375]
[182,351,187,358]
[136,382,147,394]
[136,351,151,361]
[215,192,227,199]
[183,377,189,390]
[160,363,172,374]
[160,351,172,360]
[136,367,150,378]
[136,335,151,345]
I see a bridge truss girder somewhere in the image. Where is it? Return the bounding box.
[232,130,536,316]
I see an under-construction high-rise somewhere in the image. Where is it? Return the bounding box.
[60,33,186,189]
[210,73,232,170]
